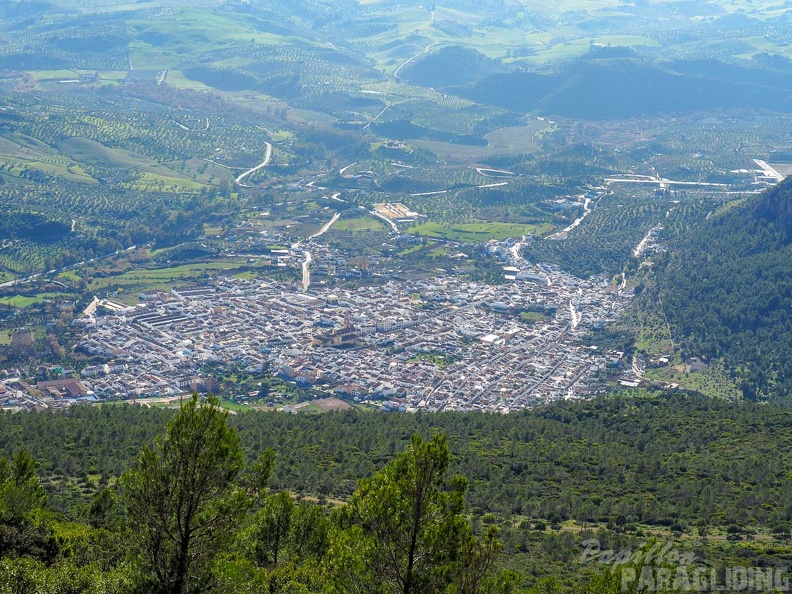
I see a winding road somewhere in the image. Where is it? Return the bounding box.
[366,207,400,234]
[475,168,514,178]
[309,212,341,240]
[235,142,272,187]
[545,193,604,240]
[338,162,357,177]
[394,32,439,80]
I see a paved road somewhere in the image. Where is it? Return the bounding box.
[394,32,438,80]
[569,300,581,329]
[632,224,662,258]
[363,99,414,130]
[301,250,312,292]
[545,198,594,239]
[81,296,101,318]
[235,142,272,187]
[605,177,728,188]
[753,159,785,182]
[338,162,357,177]
[475,167,514,177]
[308,212,340,240]
[632,358,644,379]
[366,207,400,234]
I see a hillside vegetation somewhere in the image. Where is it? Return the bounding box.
[3,392,792,592]
[651,178,792,400]
[2,392,792,532]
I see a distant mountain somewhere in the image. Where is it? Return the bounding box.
[652,178,792,400]
[454,56,792,119]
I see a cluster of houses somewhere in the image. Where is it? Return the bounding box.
[54,256,636,411]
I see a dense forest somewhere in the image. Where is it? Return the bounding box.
[3,392,792,591]
[1,396,518,593]
[652,177,792,400]
[4,391,792,529]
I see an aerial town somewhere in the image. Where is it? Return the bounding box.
[0,239,639,412]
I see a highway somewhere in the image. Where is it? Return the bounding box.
[605,176,728,188]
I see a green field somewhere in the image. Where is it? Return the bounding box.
[59,137,155,169]
[411,120,551,159]
[122,171,209,193]
[0,133,96,184]
[126,9,317,70]
[160,70,216,91]
[29,69,84,80]
[0,295,47,308]
[0,292,75,308]
[58,270,82,282]
[408,221,554,242]
[218,398,250,413]
[87,260,273,300]
[332,216,385,232]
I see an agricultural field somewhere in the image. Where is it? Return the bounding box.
[644,363,742,401]
[410,119,553,160]
[407,221,553,242]
[0,81,285,279]
[86,258,298,303]
[523,189,719,278]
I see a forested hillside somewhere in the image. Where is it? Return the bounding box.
[653,178,792,400]
[3,392,792,530]
[0,397,517,593]
[3,393,792,592]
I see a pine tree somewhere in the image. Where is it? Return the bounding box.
[121,395,250,594]
[329,434,504,594]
